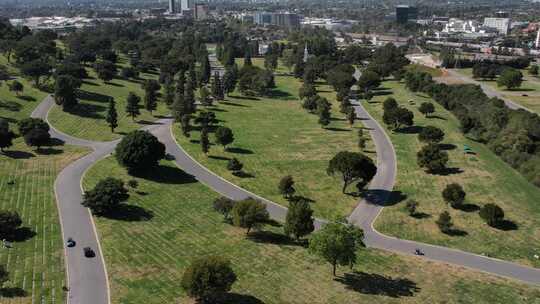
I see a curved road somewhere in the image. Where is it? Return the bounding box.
[35,85,539,304]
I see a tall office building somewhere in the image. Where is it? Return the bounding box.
[180,0,194,15]
[396,5,417,24]
[483,17,511,35]
[168,0,175,13]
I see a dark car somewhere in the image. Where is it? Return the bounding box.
[66,238,76,248]
[414,248,425,256]
[83,247,96,258]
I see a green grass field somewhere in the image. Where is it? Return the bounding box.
[455,68,540,114]
[1,53,89,303]
[362,79,540,268]
[48,58,168,141]
[0,140,88,303]
[172,59,371,220]
[82,156,540,304]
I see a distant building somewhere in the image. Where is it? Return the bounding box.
[271,13,300,28]
[254,12,272,25]
[180,0,194,15]
[396,5,417,24]
[194,4,209,20]
[483,17,511,35]
[168,0,175,13]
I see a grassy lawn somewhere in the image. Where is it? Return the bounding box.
[362,79,540,268]
[406,64,442,77]
[0,140,88,303]
[455,68,540,114]
[48,57,169,142]
[83,156,540,304]
[172,59,371,220]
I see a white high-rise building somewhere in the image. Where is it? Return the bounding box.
[536,29,540,49]
[483,17,511,35]
[168,0,175,13]
[180,0,194,14]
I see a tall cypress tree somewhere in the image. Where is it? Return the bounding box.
[211,72,224,100]
[198,54,211,86]
[244,49,252,66]
[144,87,157,115]
[171,91,187,122]
[106,98,118,132]
[176,70,185,96]
[164,79,175,106]
[201,128,210,155]
[184,76,196,114]
[125,92,141,121]
[223,64,238,96]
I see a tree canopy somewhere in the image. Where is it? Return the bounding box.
[327,151,376,193]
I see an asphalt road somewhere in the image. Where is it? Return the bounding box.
[34,76,539,304]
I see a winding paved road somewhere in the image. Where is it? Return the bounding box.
[36,79,539,304]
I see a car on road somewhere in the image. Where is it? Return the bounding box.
[66,238,76,247]
[414,248,425,256]
[83,247,95,258]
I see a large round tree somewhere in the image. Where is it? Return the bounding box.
[115,130,165,173]
[327,151,377,193]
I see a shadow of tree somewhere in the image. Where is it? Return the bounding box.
[132,165,197,184]
[247,230,303,247]
[221,100,251,106]
[0,101,22,112]
[228,147,254,154]
[101,204,153,221]
[428,115,446,120]
[232,171,255,178]
[219,293,265,304]
[430,167,463,176]
[443,228,468,236]
[334,271,420,297]
[5,227,36,242]
[17,95,37,102]
[65,103,106,119]
[266,89,295,100]
[492,220,518,231]
[362,190,407,207]
[396,126,423,134]
[438,143,456,151]
[228,95,259,101]
[36,148,63,155]
[2,150,35,159]
[325,127,351,132]
[77,90,112,103]
[208,155,230,161]
[411,212,431,219]
[454,203,479,212]
[0,287,27,298]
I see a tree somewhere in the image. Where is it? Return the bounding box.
[127,179,138,190]
[20,59,52,87]
[171,92,188,122]
[308,222,364,276]
[0,264,8,288]
[442,183,466,208]
[327,151,377,193]
[106,98,118,133]
[383,97,398,112]
[317,100,331,128]
[54,75,81,110]
[418,126,445,144]
[281,48,296,73]
[214,127,234,150]
[121,67,139,79]
[185,75,197,114]
[115,130,165,173]
[358,137,367,151]
[418,102,435,117]
[125,92,141,121]
[0,210,22,239]
[383,107,414,130]
[244,49,252,66]
[180,114,191,137]
[213,197,236,221]
[82,178,129,215]
[94,60,117,83]
[18,118,49,136]
[198,55,211,86]
[284,199,314,241]
[417,144,449,173]
[0,120,16,153]
[144,87,157,115]
[356,70,381,94]
[231,198,269,235]
[200,128,210,155]
[181,255,237,304]
[227,158,243,175]
[436,211,453,233]
[347,108,356,127]
[8,80,23,96]
[479,204,505,227]
[194,111,217,130]
[405,200,419,216]
[24,128,50,150]
[163,79,175,106]
[199,86,212,107]
[529,65,539,76]
[278,175,295,199]
[497,68,523,90]
[223,64,238,96]
[298,82,316,100]
[211,72,224,101]
[264,54,278,71]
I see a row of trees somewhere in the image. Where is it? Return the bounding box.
[0,118,52,153]
[404,70,540,188]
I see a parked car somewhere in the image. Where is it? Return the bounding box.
[83,247,95,258]
[66,238,76,248]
